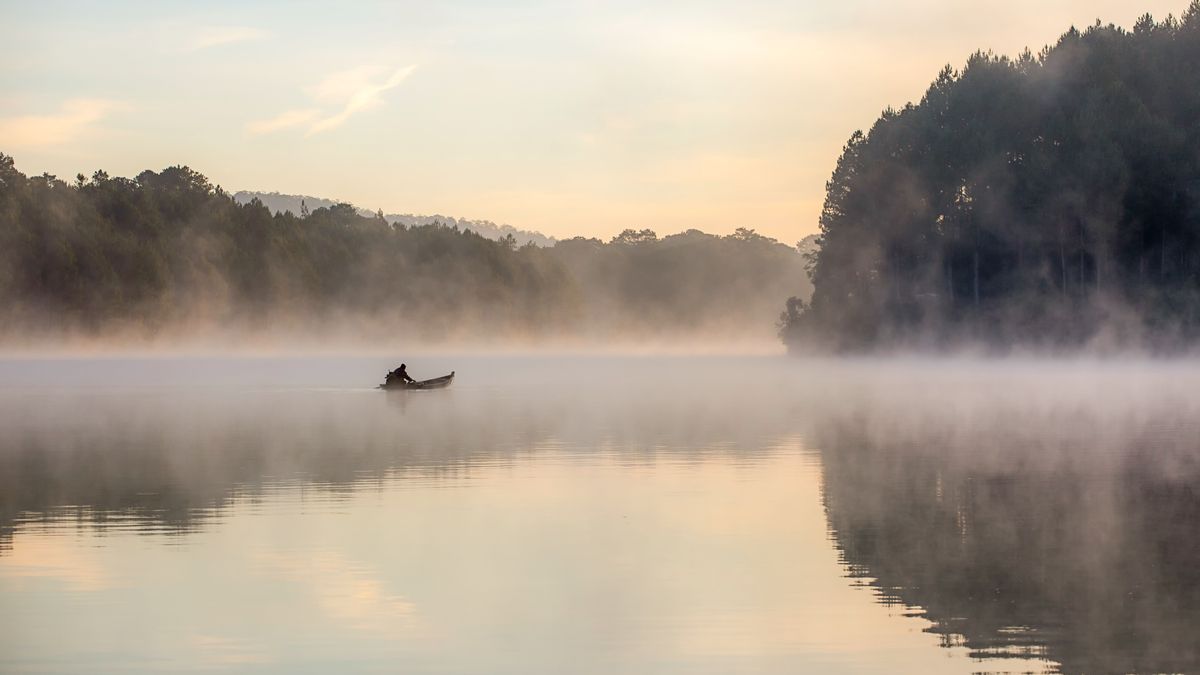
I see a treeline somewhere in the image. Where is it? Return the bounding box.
[231,191,558,248]
[782,4,1200,352]
[0,155,808,345]
[554,227,808,339]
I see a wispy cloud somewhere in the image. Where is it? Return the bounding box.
[247,65,416,137]
[245,108,321,135]
[186,25,269,51]
[0,98,120,148]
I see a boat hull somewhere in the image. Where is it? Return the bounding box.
[379,371,455,390]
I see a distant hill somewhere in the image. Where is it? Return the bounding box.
[232,191,557,248]
[233,191,350,217]
[383,213,556,248]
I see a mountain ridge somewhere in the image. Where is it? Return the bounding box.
[232,190,557,247]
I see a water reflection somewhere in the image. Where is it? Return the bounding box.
[1,357,804,542]
[815,370,1200,674]
[4,357,1200,673]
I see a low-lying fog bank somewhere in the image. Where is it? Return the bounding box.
[4,355,1200,671]
[0,336,791,360]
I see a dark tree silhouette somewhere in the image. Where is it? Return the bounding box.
[783,4,1200,352]
[0,156,810,343]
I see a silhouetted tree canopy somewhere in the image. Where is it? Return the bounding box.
[783,5,1200,352]
[0,156,809,344]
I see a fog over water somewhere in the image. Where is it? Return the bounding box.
[2,355,1199,674]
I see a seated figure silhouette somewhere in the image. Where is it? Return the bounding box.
[386,363,417,386]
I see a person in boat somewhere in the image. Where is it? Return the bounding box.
[387,363,416,385]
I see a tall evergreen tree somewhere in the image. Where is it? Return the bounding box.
[783,4,1200,351]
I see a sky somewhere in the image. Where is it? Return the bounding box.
[0,0,1188,242]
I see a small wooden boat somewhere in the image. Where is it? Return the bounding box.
[379,371,455,390]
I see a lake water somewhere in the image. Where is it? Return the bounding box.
[2,355,1200,674]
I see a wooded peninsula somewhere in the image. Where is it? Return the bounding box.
[783,6,1200,352]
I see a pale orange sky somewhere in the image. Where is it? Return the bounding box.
[0,1,1188,242]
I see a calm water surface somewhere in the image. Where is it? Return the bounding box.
[2,355,1200,674]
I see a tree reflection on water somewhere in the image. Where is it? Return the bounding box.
[818,402,1200,674]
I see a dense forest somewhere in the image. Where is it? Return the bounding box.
[0,155,808,346]
[782,4,1200,352]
